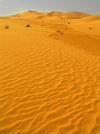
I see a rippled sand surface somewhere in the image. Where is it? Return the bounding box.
[0,11,100,134]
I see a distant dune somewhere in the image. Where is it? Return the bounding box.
[81,15,100,21]
[10,10,92,19]
[63,11,91,19]
[11,10,42,17]
[0,10,100,134]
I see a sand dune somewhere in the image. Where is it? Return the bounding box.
[44,11,91,19]
[11,10,42,18]
[10,10,91,19]
[81,15,100,21]
[0,11,100,134]
[63,11,91,19]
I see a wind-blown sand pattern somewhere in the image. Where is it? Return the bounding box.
[0,11,100,134]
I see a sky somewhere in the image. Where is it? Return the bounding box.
[0,0,100,16]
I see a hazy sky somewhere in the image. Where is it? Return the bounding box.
[0,0,100,16]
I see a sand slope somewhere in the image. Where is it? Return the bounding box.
[81,15,100,21]
[0,11,100,134]
[12,10,42,18]
[10,10,91,19]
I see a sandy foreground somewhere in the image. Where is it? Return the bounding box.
[0,11,100,134]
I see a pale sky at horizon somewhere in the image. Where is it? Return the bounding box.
[0,0,100,16]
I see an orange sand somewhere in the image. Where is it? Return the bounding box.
[0,11,100,134]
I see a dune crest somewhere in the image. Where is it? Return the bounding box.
[63,11,92,19]
[81,15,100,21]
[11,10,42,17]
[10,10,92,19]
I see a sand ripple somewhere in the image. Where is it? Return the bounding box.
[0,27,100,134]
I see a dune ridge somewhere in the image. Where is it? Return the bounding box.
[9,10,91,19]
[0,11,100,134]
[80,15,100,21]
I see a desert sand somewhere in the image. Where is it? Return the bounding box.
[0,11,100,134]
